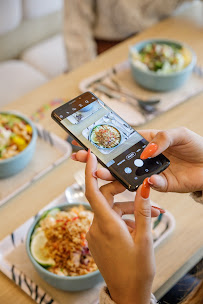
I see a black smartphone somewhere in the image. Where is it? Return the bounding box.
[51,91,170,191]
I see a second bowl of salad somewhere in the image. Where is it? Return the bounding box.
[0,111,37,178]
[129,39,196,91]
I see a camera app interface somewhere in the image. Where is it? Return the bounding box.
[58,92,166,187]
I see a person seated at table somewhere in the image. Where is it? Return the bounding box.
[71,127,203,304]
[64,0,195,71]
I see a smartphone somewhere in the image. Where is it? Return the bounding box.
[51,91,170,191]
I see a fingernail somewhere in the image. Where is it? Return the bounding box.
[71,153,77,161]
[141,178,150,199]
[151,205,165,213]
[148,178,160,188]
[140,143,158,160]
[92,171,97,178]
[148,178,153,185]
[87,148,91,161]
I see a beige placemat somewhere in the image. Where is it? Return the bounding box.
[79,61,203,126]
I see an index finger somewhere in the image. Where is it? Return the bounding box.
[138,129,159,142]
[85,150,113,219]
[140,127,191,159]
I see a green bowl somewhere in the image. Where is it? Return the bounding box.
[0,111,37,178]
[129,39,196,91]
[26,202,102,291]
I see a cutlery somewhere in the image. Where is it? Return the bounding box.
[109,79,160,106]
[65,183,86,203]
[94,83,159,113]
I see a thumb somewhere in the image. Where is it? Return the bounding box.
[148,174,168,192]
[134,178,152,240]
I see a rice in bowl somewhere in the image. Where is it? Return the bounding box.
[30,206,97,277]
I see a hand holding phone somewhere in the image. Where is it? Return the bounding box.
[52,92,170,191]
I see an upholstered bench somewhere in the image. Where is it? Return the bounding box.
[0,0,66,107]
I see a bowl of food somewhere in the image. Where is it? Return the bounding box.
[129,39,196,91]
[0,111,37,178]
[89,124,121,149]
[26,203,102,291]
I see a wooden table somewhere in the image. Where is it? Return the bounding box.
[1,17,203,303]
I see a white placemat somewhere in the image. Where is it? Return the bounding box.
[79,61,203,126]
[0,124,72,207]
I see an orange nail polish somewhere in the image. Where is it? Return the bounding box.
[141,178,150,199]
[140,143,158,160]
[151,205,165,213]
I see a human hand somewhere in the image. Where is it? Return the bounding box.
[85,150,156,304]
[139,127,203,193]
[72,127,203,193]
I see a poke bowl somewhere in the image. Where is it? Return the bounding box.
[89,124,122,150]
[26,203,102,291]
[129,39,196,91]
[0,111,37,178]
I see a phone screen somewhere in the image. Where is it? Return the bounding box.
[52,91,170,191]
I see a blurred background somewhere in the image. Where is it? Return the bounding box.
[0,0,202,107]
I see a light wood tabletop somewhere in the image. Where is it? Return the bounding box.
[1,17,203,303]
